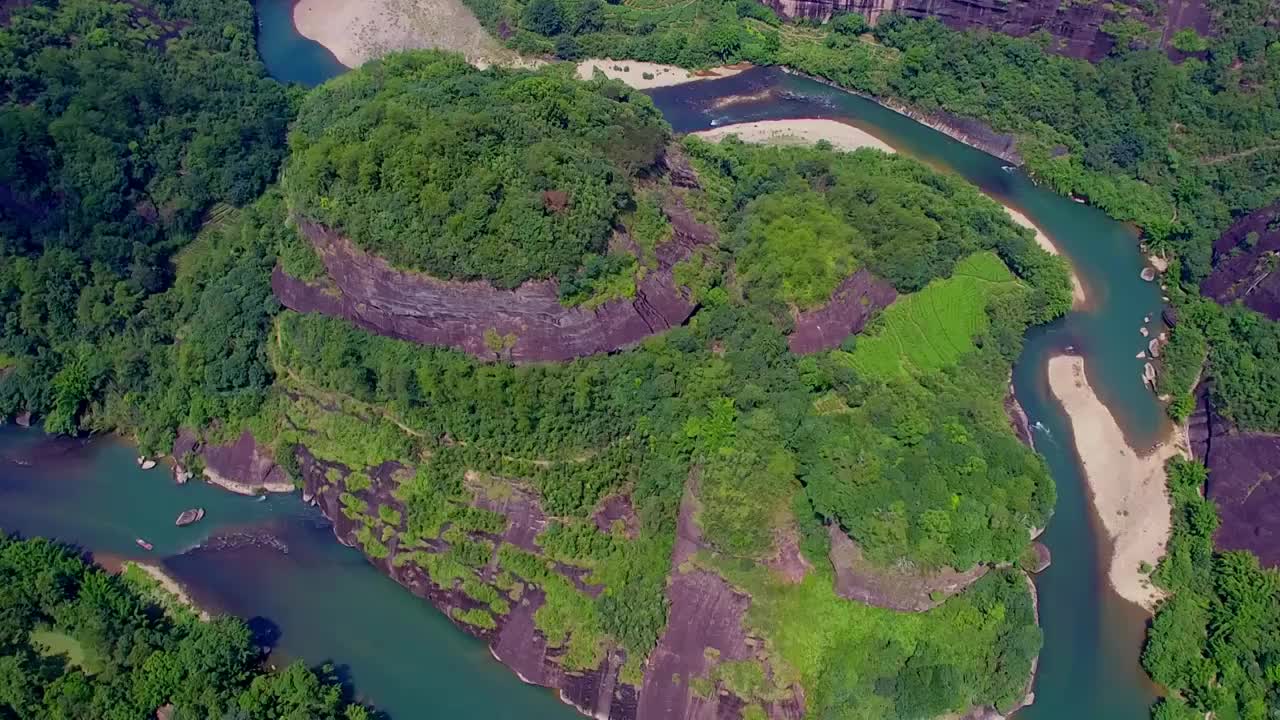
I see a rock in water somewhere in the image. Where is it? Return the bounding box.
[1030,542,1052,574]
[175,508,205,527]
[1143,363,1158,388]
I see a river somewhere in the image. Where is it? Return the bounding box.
[0,7,1168,719]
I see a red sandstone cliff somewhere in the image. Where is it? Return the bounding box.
[274,197,717,363]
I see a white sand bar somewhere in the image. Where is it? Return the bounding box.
[576,59,748,89]
[690,118,895,154]
[1047,355,1185,612]
[294,0,512,69]
[129,562,212,621]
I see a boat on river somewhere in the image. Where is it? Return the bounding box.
[135,538,153,551]
[175,508,205,527]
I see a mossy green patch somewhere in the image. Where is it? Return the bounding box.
[30,628,97,674]
[842,252,1022,379]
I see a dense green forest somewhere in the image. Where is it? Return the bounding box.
[0,0,294,437]
[1143,459,1280,720]
[462,0,1280,431]
[283,52,671,287]
[0,534,371,719]
[9,0,1264,715]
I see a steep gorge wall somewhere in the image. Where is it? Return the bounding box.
[293,445,800,720]
[764,0,1212,61]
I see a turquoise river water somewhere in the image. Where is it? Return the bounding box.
[0,8,1172,719]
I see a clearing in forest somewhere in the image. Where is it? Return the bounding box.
[842,251,1021,379]
[30,628,97,674]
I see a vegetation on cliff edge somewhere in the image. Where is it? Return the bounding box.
[1144,458,1280,720]
[283,51,670,288]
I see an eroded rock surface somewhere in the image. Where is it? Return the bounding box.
[1004,384,1035,449]
[173,430,293,495]
[296,448,640,718]
[787,269,898,354]
[274,200,717,363]
[594,493,640,539]
[1201,201,1280,320]
[1191,384,1280,569]
[828,525,987,611]
[638,479,804,720]
[762,0,1212,61]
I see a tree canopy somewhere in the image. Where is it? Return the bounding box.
[283,51,671,287]
[0,534,371,720]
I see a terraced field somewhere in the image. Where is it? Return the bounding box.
[841,252,1022,379]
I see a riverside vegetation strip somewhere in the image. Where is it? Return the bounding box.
[0,12,1067,714]
[0,534,373,719]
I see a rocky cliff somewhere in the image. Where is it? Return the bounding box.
[172,430,293,495]
[788,269,898,353]
[274,186,719,363]
[293,442,803,720]
[763,0,1212,61]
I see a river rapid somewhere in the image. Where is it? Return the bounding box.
[0,8,1170,718]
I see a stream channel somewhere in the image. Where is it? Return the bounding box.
[0,8,1172,719]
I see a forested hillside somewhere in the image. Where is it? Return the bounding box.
[1143,459,1280,720]
[0,0,1228,715]
[0,0,293,436]
[240,52,1066,718]
[463,0,1280,431]
[0,534,371,719]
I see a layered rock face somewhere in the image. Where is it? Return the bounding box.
[274,201,716,363]
[762,0,1212,61]
[1195,205,1280,568]
[638,479,804,720]
[172,430,293,495]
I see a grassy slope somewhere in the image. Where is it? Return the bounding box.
[843,252,1021,378]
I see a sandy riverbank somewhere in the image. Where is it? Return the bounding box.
[1003,207,1088,307]
[126,561,212,621]
[690,118,895,154]
[1047,354,1185,611]
[293,0,513,68]
[575,59,748,89]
